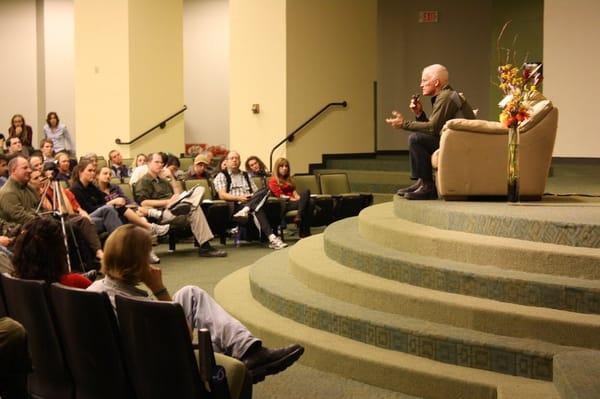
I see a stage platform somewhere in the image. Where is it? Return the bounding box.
[215,197,600,399]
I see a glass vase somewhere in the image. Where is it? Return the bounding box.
[507,125,520,202]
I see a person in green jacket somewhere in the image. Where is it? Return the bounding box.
[386,64,475,200]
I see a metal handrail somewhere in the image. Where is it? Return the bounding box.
[115,105,187,145]
[269,101,347,170]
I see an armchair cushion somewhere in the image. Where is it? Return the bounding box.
[519,99,552,132]
[444,118,507,134]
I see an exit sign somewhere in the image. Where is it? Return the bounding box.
[419,11,438,23]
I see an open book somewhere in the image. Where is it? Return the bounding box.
[167,184,199,210]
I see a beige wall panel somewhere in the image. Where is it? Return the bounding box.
[74,0,130,158]
[229,0,286,164]
[0,0,40,140]
[544,0,600,157]
[286,0,377,173]
[184,0,229,149]
[129,0,184,157]
[44,0,76,150]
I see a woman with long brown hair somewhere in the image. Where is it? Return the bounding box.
[267,157,313,238]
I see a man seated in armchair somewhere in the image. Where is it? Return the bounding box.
[386,64,476,200]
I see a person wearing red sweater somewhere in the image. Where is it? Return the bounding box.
[268,158,313,238]
[11,217,94,289]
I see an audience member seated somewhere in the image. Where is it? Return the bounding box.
[0,133,5,152]
[133,153,147,168]
[6,137,26,157]
[8,114,33,149]
[201,150,215,174]
[215,156,228,177]
[0,154,8,187]
[165,154,184,180]
[96,166,169,236]
[81,152,99,169]
[245,155,269,187]
[39,138,54,162]
[108,149,130,179]
[54,151,72,182]
[214,151,287,250]
[70,161,169,242]
[0,317,30,399]
[29,154,43,173]
[87,224,304,384]
[268,157,314,238]
[184,154,211,181]
[11,217,95,289]
[129,153,149,186]
[0,156,43,227]
[69,160,122,234]
[28,168,105,268]
[134,152,226,257]
[43,112,74,156]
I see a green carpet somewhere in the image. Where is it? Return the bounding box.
[156,231,418,399]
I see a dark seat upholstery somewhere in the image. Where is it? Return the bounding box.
[292,174,334,226]
[49,283,134,399]
[0,273,74,399]
[115,294,235,399]
[318,173,372,220]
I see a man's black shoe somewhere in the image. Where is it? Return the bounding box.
[404,182,438,200]
[396,179,422,196]
[169,202,192,216]
[198,248,227,257]
[242,344,304,383]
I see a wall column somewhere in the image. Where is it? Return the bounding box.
[74,0,184,159]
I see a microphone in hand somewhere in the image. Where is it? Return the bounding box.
[409,94,422,116]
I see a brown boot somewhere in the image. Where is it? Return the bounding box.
[395,179,422,195]
[404,181,438,200]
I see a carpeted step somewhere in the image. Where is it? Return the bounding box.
[323,218,600,315]
[392,196,600,249]
[553,350,600,399]
[245,250,588,382]
[359,203,600,279]
[289,234,600,348]
[215,266,560,399]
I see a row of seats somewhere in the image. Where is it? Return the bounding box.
[0,274,235,399]
[100,172,372,250]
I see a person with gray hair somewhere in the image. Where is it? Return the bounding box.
[386,64,475,200]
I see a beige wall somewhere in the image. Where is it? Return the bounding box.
[544,0,600,157]
[128,0,185,157]
[43,0,75,149]
[74,0,130,158]
[286,0,377,173]
[229,0,286,163]
[0,0,40,139]
[184,0,229,149]
[75,0,184,159]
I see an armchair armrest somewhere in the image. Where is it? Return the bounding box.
[443,118,508,135]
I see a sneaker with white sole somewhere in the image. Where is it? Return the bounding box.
[150,223,170,237]
[147,208,162,220]
[268,236,288,250]
[149,251,161,264]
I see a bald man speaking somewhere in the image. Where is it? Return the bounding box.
[386,64,475,200]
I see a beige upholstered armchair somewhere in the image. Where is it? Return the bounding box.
[432,98,558,200]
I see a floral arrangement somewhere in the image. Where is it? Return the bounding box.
[496,22,543,128]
